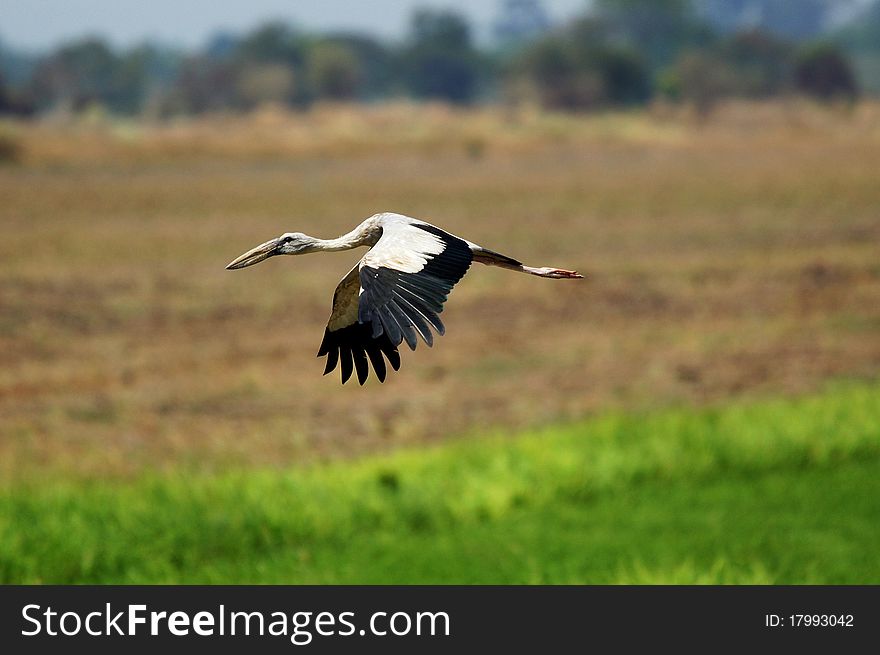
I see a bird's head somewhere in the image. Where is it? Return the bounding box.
[226,232,319,270]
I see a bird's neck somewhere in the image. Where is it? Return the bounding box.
[312,221,381,252]
[312,236,362,252]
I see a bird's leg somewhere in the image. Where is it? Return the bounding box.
[521,266,583,279]
[471,246,583,279]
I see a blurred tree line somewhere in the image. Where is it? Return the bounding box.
[0,0,877,118]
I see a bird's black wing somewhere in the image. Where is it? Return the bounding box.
[358,222,472,350]
[318,222,472,385]
[318,264,401,386]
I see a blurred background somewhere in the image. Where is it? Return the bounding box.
[0,1,879,584]
[3,0,880,117]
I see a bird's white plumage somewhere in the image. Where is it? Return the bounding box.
[327,216,447,332]
[361,216,445,274]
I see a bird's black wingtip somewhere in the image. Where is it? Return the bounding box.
[318,323,401,386]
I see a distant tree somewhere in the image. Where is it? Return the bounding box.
[833,0,880,93]
[108,45,178,114]
[163,56,238,114]
[26,38,180,114]
[0,71,12,114]
[518,37,599,109]
[411,9,472,50]
[666,52,738,117]
[493,0,552,47]
[515,17,651,110]
[234,22,307,68]
[718,29,794,97]
[30,38,120,111]
[595,48,652,105]
[0,38,38,88]
[235,63,296,108]
[320,34,394,100]
[660,30,854,113]
[307,42,361,100]
[402,9,480,103]
[663,33,795,117]
[794,43,859,100]
[0,70,32,116]
[595,0,714,70]
[229,22,313,106]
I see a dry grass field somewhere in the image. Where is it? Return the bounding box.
[2,101,880,481]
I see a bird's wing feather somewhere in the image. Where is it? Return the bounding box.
[318,264,400,385]
[359,221,472,350]
[318,221,472,385]
[326,264,361,332]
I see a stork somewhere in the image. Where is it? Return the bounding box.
[226,212,582,385]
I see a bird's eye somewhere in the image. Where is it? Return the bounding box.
[282,236,294,244]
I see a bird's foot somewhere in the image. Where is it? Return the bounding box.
[525,266,584,279]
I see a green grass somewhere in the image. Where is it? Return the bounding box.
[2,381,879,584]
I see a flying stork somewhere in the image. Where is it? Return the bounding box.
[226,212,582,385]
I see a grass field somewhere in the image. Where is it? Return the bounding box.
[1,381,878,584]
[1,102,879,583]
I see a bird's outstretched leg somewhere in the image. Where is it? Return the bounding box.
[470,245,583,279]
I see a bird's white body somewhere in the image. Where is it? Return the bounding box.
[227,212,581,384]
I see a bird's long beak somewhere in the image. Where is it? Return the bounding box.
[226,238,281,270]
